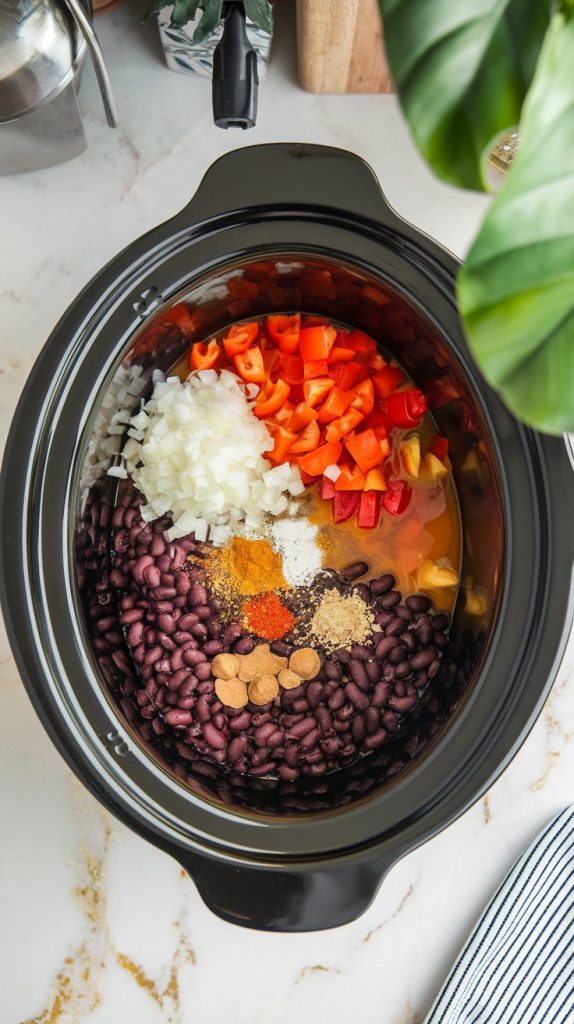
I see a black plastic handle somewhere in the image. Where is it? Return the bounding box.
[179,143,406,229]
[180,851,392,932]
[212,2,258,130]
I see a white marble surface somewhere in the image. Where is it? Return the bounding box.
[1,5,573,1023]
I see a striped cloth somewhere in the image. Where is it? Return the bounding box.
[425,807,574,1024]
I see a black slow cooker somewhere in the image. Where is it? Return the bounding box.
[2,144,573,931]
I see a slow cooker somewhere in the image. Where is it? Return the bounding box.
[2,144,573,931]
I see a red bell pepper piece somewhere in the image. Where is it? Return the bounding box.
[325,407,364,442]
[234,346,266,384]
[303,359,329,380]
[382,480,412,516]
[222,321,259,356]
[299,325,337,362]
[319,476,336,501]
[289,402,318,432]
[290,419,320,453]
[373,365,404,399]
[279,353,304,387]
[303,377,334,407]
[254,378,290,418]
[297,441,342,477]
[267,313,300,353]
[317,387,354,423]
[357,491,382,529]
[386,389,427,428]
[190,339,221,371]
[333,490,360,523]
[351,379,375,416]
[430,436,449,461]
[346,329,377,354]
[262,347,280,379]
[345,428,383,474]
[328,346,356,363]
[335,463,366,490]
[266,426,297,466]
[331,360,364,391]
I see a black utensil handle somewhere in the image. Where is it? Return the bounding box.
[179,852,396,932]
[212,2,258,130]
[176,143,405,229]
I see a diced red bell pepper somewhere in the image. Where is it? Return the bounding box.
[357,491,382,529]
[266,426,296,465]
[254,378,290,418]
[328,346,356,363]
[262,346,280,379]
[222,321,259,356]
[333,490,360,523]
[351,379,375,416]
[363,404,392,432]
[331,360,364,391]
[430,436,449,461]
[386,389,428,428]
[289,402,318,432]
[345,428,383,473]
[382,480,412,516]
[364,467,387,491]
[299,325,337,362]
[279,353,304,386]
[297,441,342,477]
[290,419,320,453]
[234,346,266,383]
[317,387,354,423]
[335,463,366,490]
[373,365,404,399]
[346,330,377,354]
[319,476,336,501]
[190,339,220,370]
[267,313,301,353]
[325,407,364,442]
[303,359,329,380]
[304,377,334,408]
[274,401,294,426]
[368,352,388,371]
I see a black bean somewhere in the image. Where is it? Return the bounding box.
[379,590,401,609]
[370,573,395,596]
[270,640,293,657]
[365,659,380,684]
[344,682,369,711]
[386,617,406,637]
[350,644,371,660]
[341,561,368,582]
[388,644,406,665]
[233,636,255,655]
[351,714,366,743]
[306,681,324,709]
[349,659,369,690]
[409,648,435,671]
[372,681,390,707]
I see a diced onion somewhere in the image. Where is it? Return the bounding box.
[323,464,342,482]
[114,371,305,544]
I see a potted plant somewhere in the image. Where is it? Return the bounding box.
[378,0,574,434]
[145,0,274,79]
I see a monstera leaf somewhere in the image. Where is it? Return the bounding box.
[458,10,574,433]
[378,0,552,189]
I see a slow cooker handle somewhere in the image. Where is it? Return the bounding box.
[175,143,407,229]
[178,851,395,931]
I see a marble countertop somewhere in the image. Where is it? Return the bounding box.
[1,5,573,1023]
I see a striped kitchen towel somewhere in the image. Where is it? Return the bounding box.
[425,807,574,1024]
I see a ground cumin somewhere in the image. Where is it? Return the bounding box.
[209,535,289,597]
[310,588,375,652]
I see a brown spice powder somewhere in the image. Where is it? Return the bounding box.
[205,535,290,598]
[310,588,375,652]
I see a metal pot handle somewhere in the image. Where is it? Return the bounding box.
[63,0,117,128]
[177,143,406,229]
[179,851,397,931]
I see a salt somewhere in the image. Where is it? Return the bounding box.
[270,518,323,587]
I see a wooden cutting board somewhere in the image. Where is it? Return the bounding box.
[296,0,394,94]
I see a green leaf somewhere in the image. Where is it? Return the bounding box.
[458,10,574,433]
[170,0,202,28]
[143,0,169,20]
[191,0,222,41]
[378,0,552,189]
[243,0,273,34]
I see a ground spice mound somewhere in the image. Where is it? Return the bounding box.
[310,588,375,651]
[207,535,289,597]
